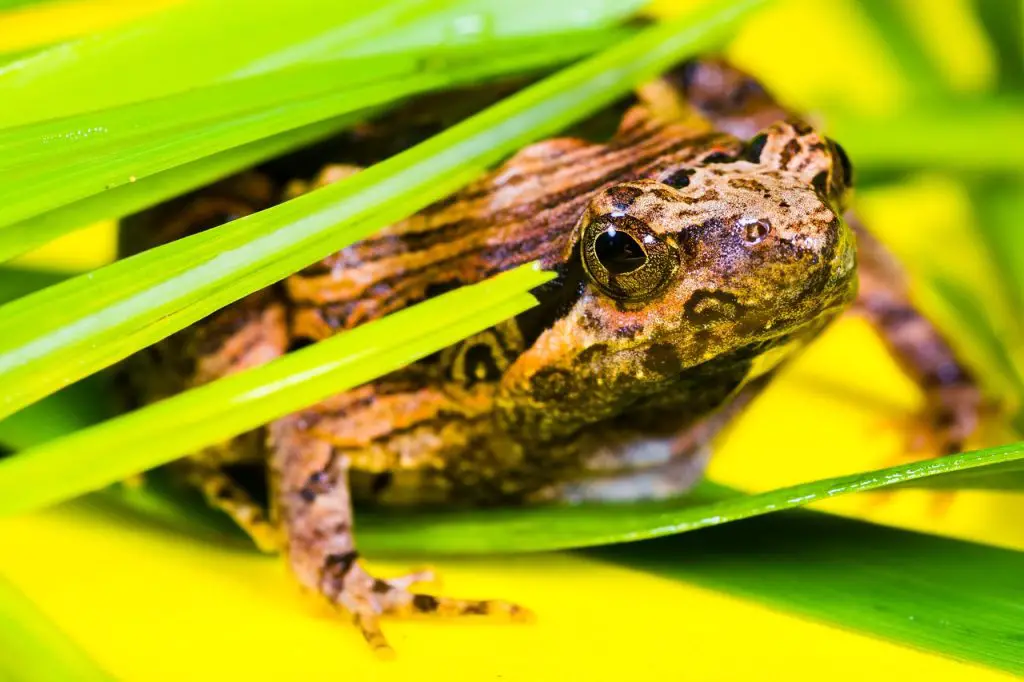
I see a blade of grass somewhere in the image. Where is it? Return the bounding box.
[0,114,369,263]
[0,573,114,682]
[592,511,1024,675]
[0,0,769,421]
[0,0,646,127]
[0,263,553,516]
[350,441,1024,555]
[0,29,630,235]
[826,101,1024,171]
[853,0,949,97]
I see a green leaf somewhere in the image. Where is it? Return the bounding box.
[853,0,949,96]
[0,29,630,239]
[0,115,367,263]
[0,0,768,421]
[0,574,114,682]
[825,101,1024,172]
[0,0,646,127]
[592,512,1024,675]
[0,263,552,515]
[346,442,1024,555]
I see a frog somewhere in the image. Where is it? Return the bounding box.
[121,57,981,655]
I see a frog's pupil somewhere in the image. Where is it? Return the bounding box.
[595,228,646,274]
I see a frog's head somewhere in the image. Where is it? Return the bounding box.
[500,120,857,436]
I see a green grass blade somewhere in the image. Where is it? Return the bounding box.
[351,442,1024,555]
[593,512,1024,675]
[0,573,114,682]
[0,0,769,421]
[0,263,552,516]
[853,0,949,96]
[974,0,1024,91]
[0,115,368,263]
[0,31,623,235]
[0,0,646,128]
[826,101,1024,171]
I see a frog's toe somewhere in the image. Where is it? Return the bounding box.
[333,562,532,655]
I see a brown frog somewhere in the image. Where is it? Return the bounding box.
[122,58,981,654]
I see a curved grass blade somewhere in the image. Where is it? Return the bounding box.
[0,0,646,128]
[0,573,114,682]
[0,31,625,235]
[594,512,1024,675]
[0,0,769,421]
[0,263,552,516]
[352,441,1024,555]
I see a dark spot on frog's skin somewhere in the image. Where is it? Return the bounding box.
[607,185,643,211]
[728,177,769,194]
[323,551,359,577]
[684,290,742,325]
[643,343,683,376]
[681,189,716,205]
[372,579,393,594]
[575,343,609,367]
[413,594,440,613]
[744,134,768,163]
[530,367,573,401]
[778,139,801,168]
[463,603,489,615]
[651,187,679,202]
[702,151,735,164]
[300,470,332,502]
[778,200,790,209]
[615,322,644,339]
[661,168,694,189]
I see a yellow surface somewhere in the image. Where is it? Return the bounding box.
[2,0,1022,680]
[0,0,179,55]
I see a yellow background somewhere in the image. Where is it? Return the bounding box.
[1,0,1022,680]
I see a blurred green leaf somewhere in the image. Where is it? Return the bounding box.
[974,0,1024,91]
[826,101,1024,171]
[0,0,767,422]
[854,0,948,96]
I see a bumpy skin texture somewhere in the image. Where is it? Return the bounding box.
[122,58,978,653]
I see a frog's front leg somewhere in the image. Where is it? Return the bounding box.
[267,412,530,656]
[850,219,983,455]
[177,459,281,552]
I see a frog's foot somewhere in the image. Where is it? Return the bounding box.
[321,558,532,657]
[180,461,281,552]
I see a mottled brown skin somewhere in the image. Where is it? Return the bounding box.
[122,58,980,654]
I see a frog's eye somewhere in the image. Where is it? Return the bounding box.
[581,214,678,301]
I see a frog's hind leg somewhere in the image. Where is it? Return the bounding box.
[637,57,792,140]
[849,218,984,458]
[268,415,531,656]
